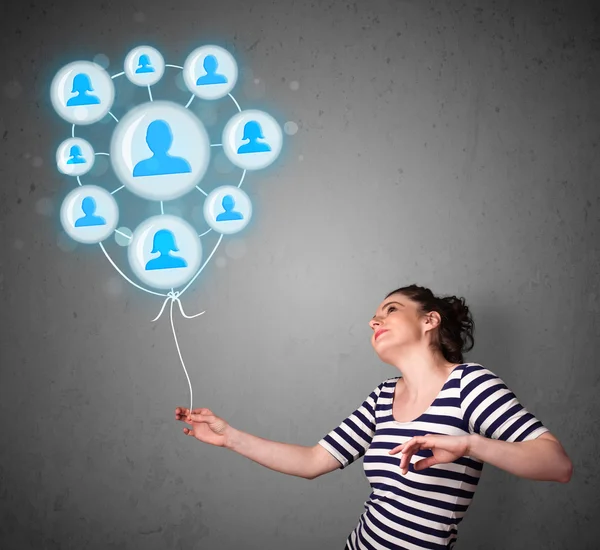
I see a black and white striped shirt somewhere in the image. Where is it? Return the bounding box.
[318,363,549,549]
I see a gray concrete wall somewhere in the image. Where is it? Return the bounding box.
[1,0,598,548]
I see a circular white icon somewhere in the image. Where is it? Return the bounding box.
[124,46,165,87]
[128,215,203,290]
[203,186,252,235]
[50,61,115,125]
[60,185,119,243]
[183,45,238,100]
[222,110,282,170]
[109,100,211,201]
[56,138,95,176]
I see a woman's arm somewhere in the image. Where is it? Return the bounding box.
[468,431,573,483]
[224,426,317,480]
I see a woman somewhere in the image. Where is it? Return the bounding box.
[175,284,573,549]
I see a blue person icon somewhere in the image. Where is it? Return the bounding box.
[237,121,272,154]
[66,145,86,164]
[196,55,228,86]
[145,229,188,271]
[66,73,101,106]
[215,195,244,221]
[135,54,155,74]
[74,196,106,227]
[133,120,192,177]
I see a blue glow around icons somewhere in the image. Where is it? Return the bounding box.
[222,110,282,170]
[203,185,252,235]
[183,45,238,100]
[109,100,211,201]
[50,61,115,125]
[124,46,165,87]
[60,185,119,243]
[56,137,95,176]
[128,215,203,289]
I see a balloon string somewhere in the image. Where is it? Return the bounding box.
[152,290,205,414]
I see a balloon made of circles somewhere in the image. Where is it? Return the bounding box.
[128,215,202,290]
[50,61,115,125]
[110,100,211,201]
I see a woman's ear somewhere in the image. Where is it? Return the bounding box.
[424,311,442,330]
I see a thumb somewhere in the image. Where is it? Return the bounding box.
[414,457,437,471]
[190,411,215,421]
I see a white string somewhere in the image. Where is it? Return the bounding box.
[151,290,205,414]
[179,233,223,296]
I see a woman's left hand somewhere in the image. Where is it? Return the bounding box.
[389,434,472,475]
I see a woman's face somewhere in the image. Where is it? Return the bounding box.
[369,294,424,356]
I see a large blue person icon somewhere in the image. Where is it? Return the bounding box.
[133,120,192,177]
[66,73,101,107]
[237,121,272,154]
[135,54,155,74]
[74,196,106,227]
[66,145,86,164]
[196,55,228,86]
[215,195,244,221]
[145,229,188,271]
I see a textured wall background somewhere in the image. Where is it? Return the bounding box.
[1,0,598,548]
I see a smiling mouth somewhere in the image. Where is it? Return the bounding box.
[375,330,389,340]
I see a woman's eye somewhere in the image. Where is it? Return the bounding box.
[387,306,396,313]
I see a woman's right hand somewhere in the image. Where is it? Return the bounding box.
[175,407,232,447]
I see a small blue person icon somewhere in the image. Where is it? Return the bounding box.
[66,73,101,106]
[133,119,192,177]
[215,195,244,221]
[74,196,106,227]
[135,54,155,74]
[196,55,228,86]
[237,121,272,154]
[66,145,86,164]
[145,229,188,271]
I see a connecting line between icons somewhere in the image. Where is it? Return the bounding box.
[148,86,153,102]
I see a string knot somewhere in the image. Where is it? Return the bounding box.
[151,290,205,322]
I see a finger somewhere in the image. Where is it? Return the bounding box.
[401,445,422,473]
[399,438,419,455]
[389,445,403,455]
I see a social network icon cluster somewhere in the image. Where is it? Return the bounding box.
[51,44,284,291]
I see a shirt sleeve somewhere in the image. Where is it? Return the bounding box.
[460,364,549,442]
[317,381,385,470]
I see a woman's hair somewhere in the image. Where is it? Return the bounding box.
[385,284,475,363]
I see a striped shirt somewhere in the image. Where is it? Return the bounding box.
[318,363,549,550]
